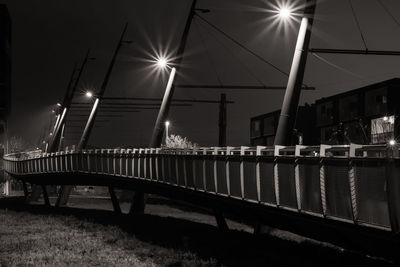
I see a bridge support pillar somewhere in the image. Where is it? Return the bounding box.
[108,186,121,214]
[22,182,29,200]
[29,185,42,202]
[55,186,73,207]
[213,208,229,232]
[41,185,51,207]
[129,191,146,215]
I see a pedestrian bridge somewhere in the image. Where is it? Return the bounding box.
[3,144,400,259]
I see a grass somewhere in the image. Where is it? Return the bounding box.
[0,196,397,266]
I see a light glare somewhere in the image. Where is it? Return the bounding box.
[86,91,93,98]
[389,139,396,146]
[279,7,292,19]
[157,58,168,68]
[165,121,170,126]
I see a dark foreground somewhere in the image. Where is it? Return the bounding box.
[0,196,396,266]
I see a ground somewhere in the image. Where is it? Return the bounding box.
[0,195,396,266]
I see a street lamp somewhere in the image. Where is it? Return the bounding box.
[165,121,170,141]
[279,7,292,19]
[389,139,396,146]
[157,57,168,69]
[85,91,93,98]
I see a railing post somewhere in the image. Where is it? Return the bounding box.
[319,145,330,217]
[274,146,284,206]
[348,144,362,223]
[226,147,232,196]
[295,145,306,211]
[256,146,265,202]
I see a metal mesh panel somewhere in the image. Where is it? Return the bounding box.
[164,156,172,183]
[108,153,114,174]
[114,155,121,175]
[259,161,276,204]
[354,162,390,227]
[185,158,195,188]
[325,162,353,220]
[151,156,157,179]
[170,156,178,184]
[139,156,146,178]
[157,155,164,181]
[194,159,204,189]
[216,160,228,194]
[229,161,241,197]
[205,159,215,192]
[298,162,322,214]
[133,156,139,177]
[243,161,257,201]
[177,157,185,186]
[277,162,297,209]
[89,154,96,173]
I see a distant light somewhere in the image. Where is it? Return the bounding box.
[157,57,168,69]
[279,7,292,19]
[51,110,55,113]
[389,139,396,146]
[383,116,389,121]
[57,103,62,107]
[165,121,170,127]
[50,132,53,136]
[86,91,93,98]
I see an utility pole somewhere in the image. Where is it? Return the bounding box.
[49,49,92,152]
[57,24,129,208]
[274,0,317,146]
[130,0,198,215]
[149,0,197,148]
[78,23,128,149]
[218,93,227,147]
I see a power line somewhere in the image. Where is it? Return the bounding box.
[347,0,368,50]
[376,0,400,28]
[195,13,290,79]
[195,16,269,88]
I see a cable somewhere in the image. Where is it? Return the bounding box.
[194,18,223,86]
[376,0,400,28]
[196,17,269,88]
[195,13,290,79]
[311,53,365,79]
[347,0,368,50]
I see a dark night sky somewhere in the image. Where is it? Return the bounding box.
[2,0,400,148]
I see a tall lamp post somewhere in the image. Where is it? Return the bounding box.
[274,0,317,146]
[165,120,170,144]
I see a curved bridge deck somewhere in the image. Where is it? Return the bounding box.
[3,144,400,260]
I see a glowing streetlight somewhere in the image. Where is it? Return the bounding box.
[279,7,292,19]
[56,103,62,107]
[165,121,170,141]
[389,139,396,146]
[157,57,168,69]
[86,91,93,98]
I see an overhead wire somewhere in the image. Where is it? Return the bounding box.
[376,0,400,28]
[347,0,369,50]
[195,16,268,88]
[311,53,365,79]
[193,18,223,86]
[194,13,291,80]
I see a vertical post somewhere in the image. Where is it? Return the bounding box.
[78,24,128,149]
[149,68,177,147]
[218,93,227,147]
[131,0,197,215]
[274,0,317,146]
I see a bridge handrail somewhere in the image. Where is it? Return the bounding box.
[3,143,400,234]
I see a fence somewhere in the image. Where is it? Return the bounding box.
[3,144,400,233]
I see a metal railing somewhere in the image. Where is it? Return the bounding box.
[3,144,400,233]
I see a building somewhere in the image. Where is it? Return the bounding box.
[0,4,11,195]
[316,78,400,144]
[250,78,400,146]
[250,104,316,146]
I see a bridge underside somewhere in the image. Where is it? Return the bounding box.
[9,172,400,261]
